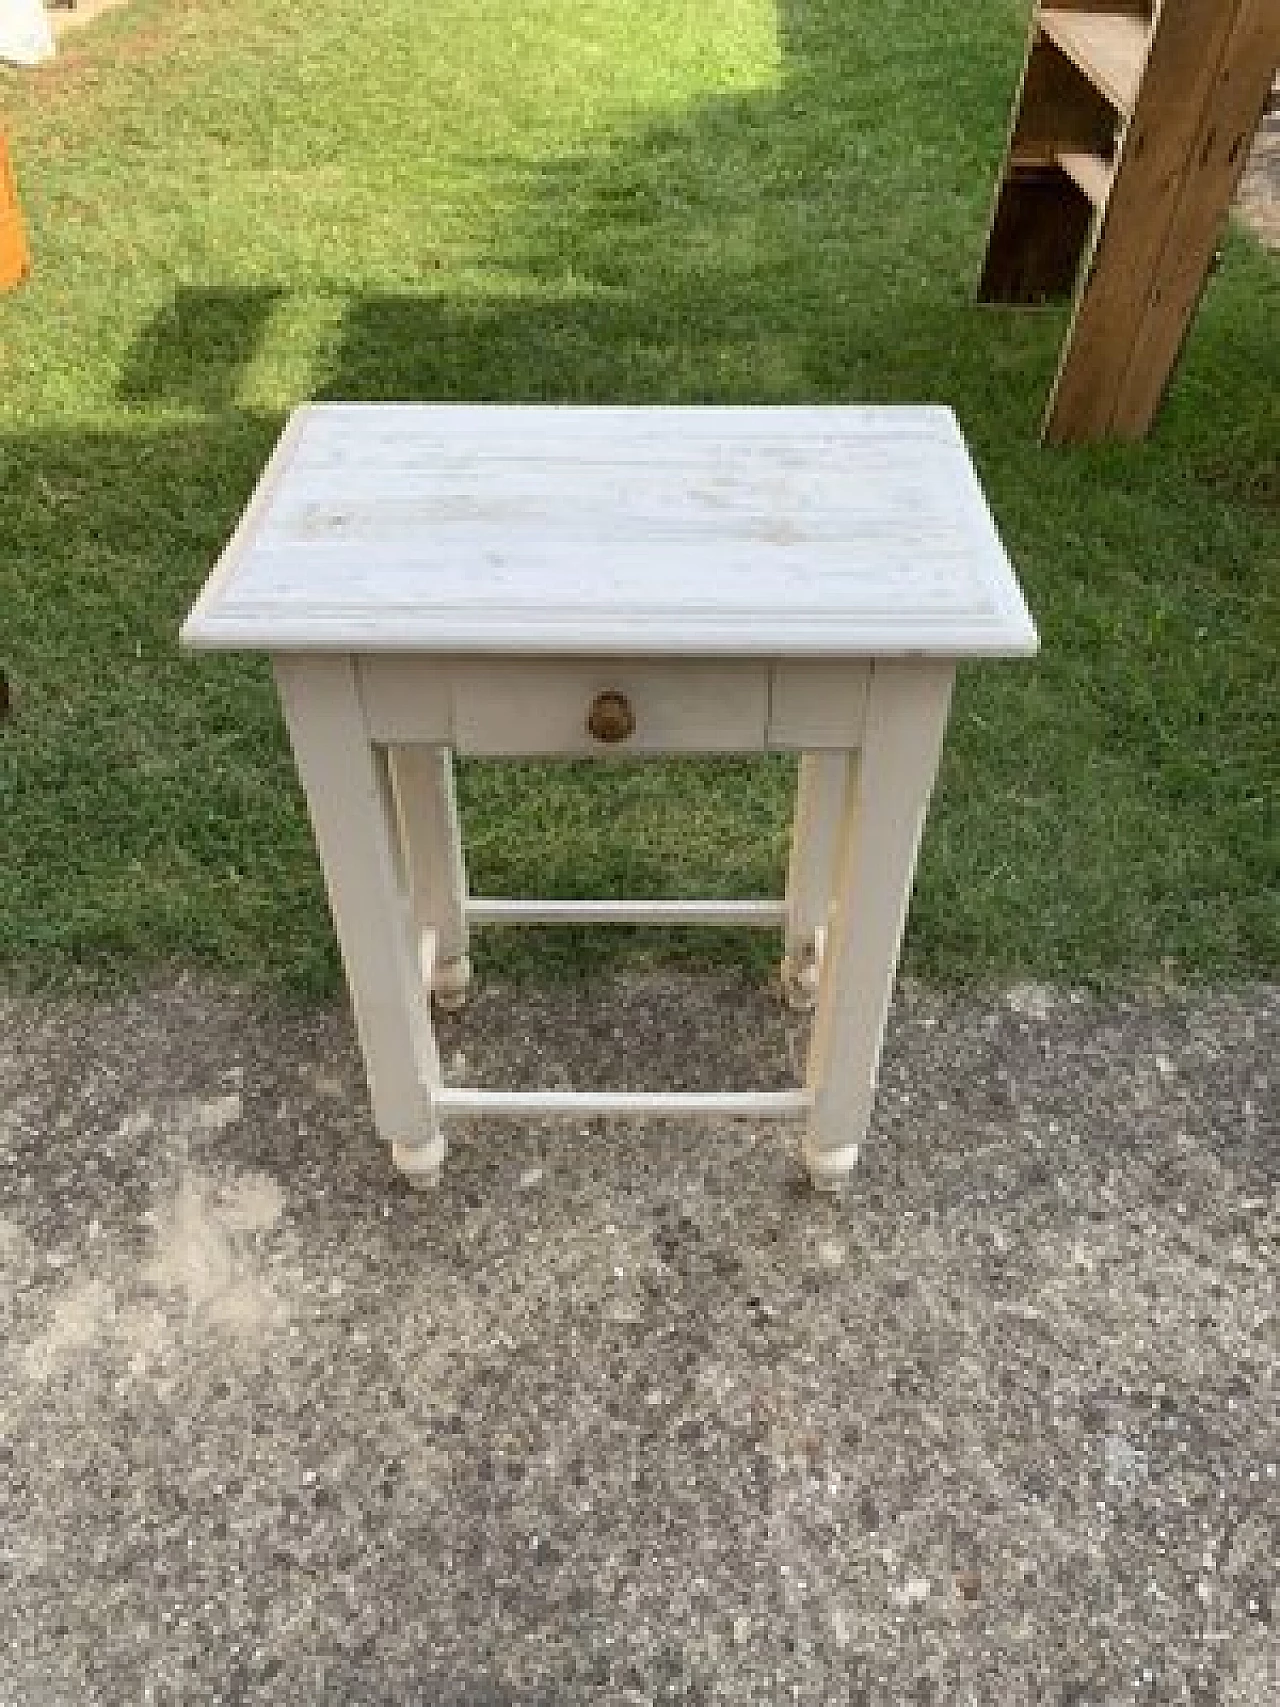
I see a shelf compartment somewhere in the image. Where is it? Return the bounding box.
[1007,145,1115,208]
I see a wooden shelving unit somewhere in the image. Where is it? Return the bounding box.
[979,0,1280,444]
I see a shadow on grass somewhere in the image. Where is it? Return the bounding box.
[118,287,288,408]
[6,0,1277,990]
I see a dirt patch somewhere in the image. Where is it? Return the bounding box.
[1237,83,1280,250]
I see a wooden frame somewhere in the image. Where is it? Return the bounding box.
[980,0,1280,443]
[270,655,959,1192]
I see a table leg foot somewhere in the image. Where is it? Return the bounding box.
[392,1134,447,1188]
[432,952,472,1012]
[780,949,820,1013]
[804,1139,860,1193]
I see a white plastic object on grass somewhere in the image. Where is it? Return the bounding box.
[0,0,56,67]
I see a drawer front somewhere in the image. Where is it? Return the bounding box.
[452,661,769,756]
[357,656,869,754]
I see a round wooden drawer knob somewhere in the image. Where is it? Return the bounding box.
[587,690,635,744]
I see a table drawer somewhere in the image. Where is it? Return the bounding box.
[450,660,769,756]
[356,657,868,754]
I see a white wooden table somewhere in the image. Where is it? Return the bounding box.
[182,404,1037,1189]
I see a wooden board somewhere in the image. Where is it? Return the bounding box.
[1038,9,1150,114]
[181,405,1038,659]
[1045,0,1280,441]
[1106,0,1280,433]
[1056,148,1113,205]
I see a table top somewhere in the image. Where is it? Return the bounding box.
[181,404,1038,658]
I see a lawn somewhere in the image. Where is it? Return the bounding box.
[1,0,1276,995]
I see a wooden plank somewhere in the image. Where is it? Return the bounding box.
[180,405,1038,660]
[782,751,849,1011]
[768,661,870,748]
[1006,146,1113,205]
[386,744,471,1004]
[465,898,787,928]
[1044,0,1270,443]
[1056,147,1113,205]
[804,661,955,1190]
[1036,1,1150,12]
[1108,0,1280,435]
[449,659,769,755]
[1039,9,1151,114]
[434,1087,813,1121]
[273,656,445,1179]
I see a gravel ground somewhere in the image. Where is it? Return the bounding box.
[1237,84,1280,251]
[1,973,1275,1705]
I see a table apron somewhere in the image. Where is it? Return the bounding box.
[353,656,872,754]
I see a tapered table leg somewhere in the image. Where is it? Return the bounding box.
[273,656,445,1185]
[387,744,472,1010]
[804,661,955,1190]
[781,750,849,1011]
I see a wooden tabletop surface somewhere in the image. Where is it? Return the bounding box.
[181,404,1038,659]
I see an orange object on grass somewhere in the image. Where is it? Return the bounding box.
[1,132,32,290]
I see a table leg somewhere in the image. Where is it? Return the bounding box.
[804,661,955,1190]
[781,751,849,1011]
[273,656,446,1185]
[386,745,472,1010]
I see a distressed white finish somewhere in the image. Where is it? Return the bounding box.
[466,898,787,928]
[180,405,1037,659]
[804,661,956,1188]
[449,659,768,755]
[185,406,1037,1190]
[357,658,453,745]
[434,1088,813,1121]
[781,751,849,1010]
[386,746,471,1008]
[356,655,872,753]
[768,662,871,750]
[272,657,446,1183]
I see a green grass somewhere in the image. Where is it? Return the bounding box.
[1,0,1276,994]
